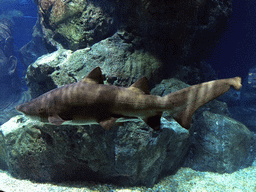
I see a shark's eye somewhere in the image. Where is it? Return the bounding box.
[38,108,44,113]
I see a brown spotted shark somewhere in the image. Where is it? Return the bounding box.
[15,67,242,130]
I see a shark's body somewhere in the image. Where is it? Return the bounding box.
[16,67,242,130]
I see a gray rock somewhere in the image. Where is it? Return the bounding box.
[36,0,117,50]
[229,107,256,133]
[0,131,8,170]
[26,33,162,98]
[0,115,189,187]
[184,111,256,173]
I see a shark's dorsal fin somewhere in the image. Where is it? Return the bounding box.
[81,67,104,84]
[129,77,150,94]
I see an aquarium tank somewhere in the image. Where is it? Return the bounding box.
[0,0,255,191]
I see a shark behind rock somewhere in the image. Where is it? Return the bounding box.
[15,67,242,130]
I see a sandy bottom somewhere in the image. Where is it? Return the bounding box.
[0,163,256,192]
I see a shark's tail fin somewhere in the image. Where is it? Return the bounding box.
[163,77,242,129]
[227,76,242,90]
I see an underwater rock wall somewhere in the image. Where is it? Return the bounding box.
[37,0,117,50]
[35,0,232,54]
[19,0,232,81]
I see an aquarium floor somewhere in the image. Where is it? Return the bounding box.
[0,162,255,192]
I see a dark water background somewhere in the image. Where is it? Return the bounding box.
[206,0,256,80]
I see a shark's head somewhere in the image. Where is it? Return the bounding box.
[16,102,36,115]
[15,101,49,123]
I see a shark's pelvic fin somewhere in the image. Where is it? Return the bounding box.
[98,117,118,130]
[48,115,66,126]
[129,76,150,94]
[81,66,104,84]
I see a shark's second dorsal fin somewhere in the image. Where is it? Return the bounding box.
[129,77,150,94]
[81,66,104,84]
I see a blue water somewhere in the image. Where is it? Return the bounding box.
[10,1,38,79]
[12,2,38,48]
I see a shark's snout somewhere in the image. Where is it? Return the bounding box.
[16,100,46,117]
[15,103,32,115]
[15,104,25,113]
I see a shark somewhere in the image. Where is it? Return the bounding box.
[15,67,242,130]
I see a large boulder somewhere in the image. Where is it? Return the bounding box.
[184,111,256,173]
[0,115,190,187]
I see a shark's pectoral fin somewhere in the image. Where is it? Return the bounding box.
[98,117,118,130]
[48,115,66,126]
[143,113,162,130]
